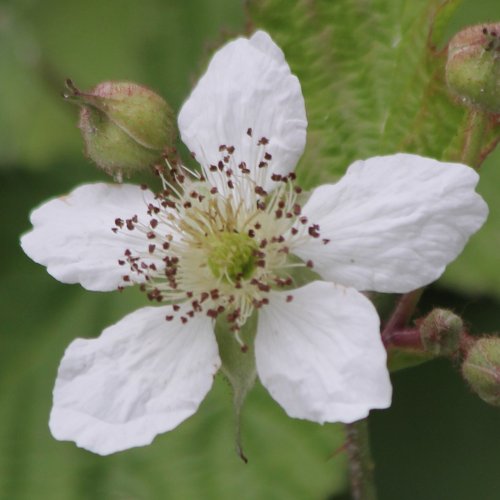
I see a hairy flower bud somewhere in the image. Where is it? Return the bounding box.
[419,309,463,356]
[462,337,500,406]
[446,24,500,113]
[64,79,176,180]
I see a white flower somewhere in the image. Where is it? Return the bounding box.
[21,31,488,456]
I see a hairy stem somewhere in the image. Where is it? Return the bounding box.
[383,327,423,350]
[344,419,377,500]
[382,288,423,345]
[460,110,489,169]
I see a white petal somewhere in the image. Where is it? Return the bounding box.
[294,154,488,293]
[21,183,162,291]
[49,305,220,455]
[178,31,307,193]
[255,281,391,424]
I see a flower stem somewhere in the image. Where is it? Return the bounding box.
[383,327,423,350]
[460,110,489,169]
[344,419,377,500]
[382,288,423,345]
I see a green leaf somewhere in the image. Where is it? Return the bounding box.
[248,0,500,297]
[0,0,244,171]
[248,0,465,185]
[440,147,500,298]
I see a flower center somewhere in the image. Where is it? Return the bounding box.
[112,135,327,343]
[207,231,257,283]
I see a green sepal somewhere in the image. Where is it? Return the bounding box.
[462,337,500,406]
[388,348,435,372]
[64,80,176,178]
[215,314,258,462]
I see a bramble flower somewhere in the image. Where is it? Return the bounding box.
[21,31,487,455]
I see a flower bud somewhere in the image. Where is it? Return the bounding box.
[64,79,176,180]
[419,309,463,356]
[446,24,500,113]
[462,337,500,406]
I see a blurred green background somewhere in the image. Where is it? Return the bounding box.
[1,0,499,499]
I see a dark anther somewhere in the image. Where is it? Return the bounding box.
[308,224,320,238]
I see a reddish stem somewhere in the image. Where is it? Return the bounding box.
[381,289,423,345]
[383,327,423,350]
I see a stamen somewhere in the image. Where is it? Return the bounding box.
[111,132,322,336]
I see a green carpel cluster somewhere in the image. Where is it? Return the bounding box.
[207,232,257,283]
